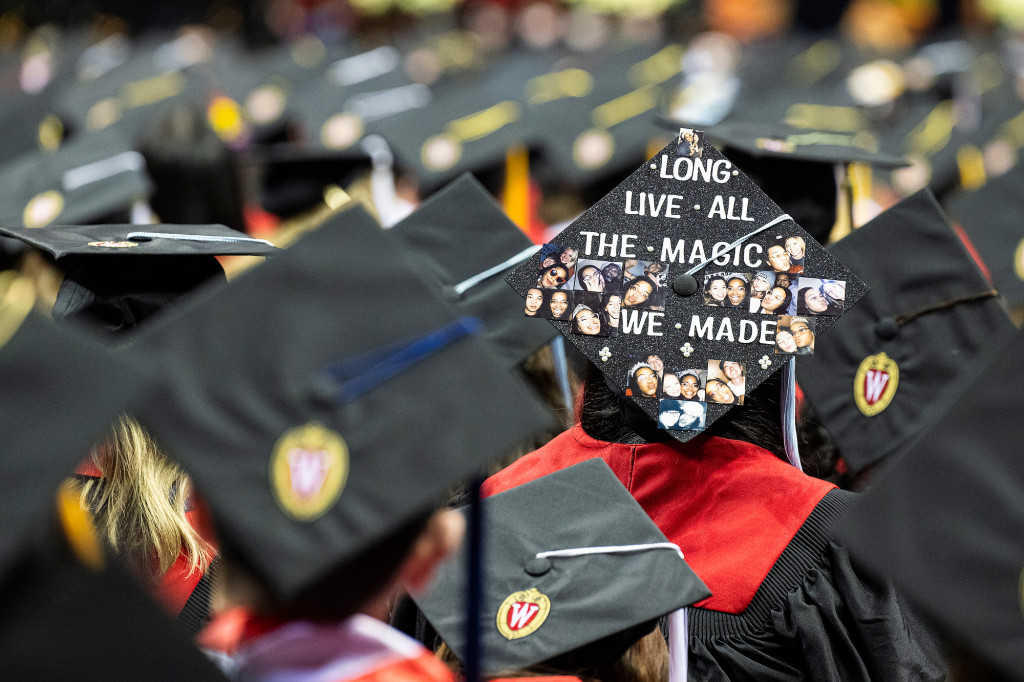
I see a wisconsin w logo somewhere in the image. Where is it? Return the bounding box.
[270,422,349,521]
[496,588,551,640]
[854,352,899,417]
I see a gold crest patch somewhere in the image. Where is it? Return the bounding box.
[270,422,349,521]
[496,588,551,640]
[23,190,64,228]
[854,352,899,417]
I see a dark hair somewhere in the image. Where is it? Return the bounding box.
[718,360,745,378]
[798,287,841,315]
[626,364,659,400]
[545,289,570,318]
[572,306,604,335]
[624,276,658,307]
[703,275,727,305]
[580,366,789,461]
[577,265,603,291]
[538,265,569,287]
[762,286,792,313]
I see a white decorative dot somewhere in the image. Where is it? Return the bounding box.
[650,163,657,169]
[758,354,772,369]
[732,170,738,176]
[674,323,682,329]
[693,205,700,210]
[646,245,654,252]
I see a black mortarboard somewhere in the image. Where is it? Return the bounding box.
[0,545,226,680]
[0,275,147,581]
[414,458,710,675]
[838,328,1024,680]
[0,128,152,229]
[797,189,1013,478]
[507,130,865,442]
[658,118,909,244]
[389,174,557,367]
[947,163,1024,313]
[131,204,554,600]
[0,223,278,334]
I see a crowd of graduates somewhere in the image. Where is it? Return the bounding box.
[2,0,1024,680]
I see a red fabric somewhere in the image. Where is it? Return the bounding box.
[951,220,993,285]
[198,607,290,654]
[74,458,102,477]
[483,426,836,614]
[346,651,454,682]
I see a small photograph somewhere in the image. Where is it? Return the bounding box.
[537,243,578,271]
[573,259,623,294]
[658,399,707,431]
[662,367,705,401]
[784,235,806,271]
[568,292,614,337]
[523,287,545,317]
[750,279,793,315]
[536,264,572,290]
[625,359,660,399]
[706,359,746,405]
[750,271,775,302]
[679,128,703,158]
[536,288,572,321]
[796,278,846,315]
[775,316,816,355]
[599,291,623,334]
[644,352,665,378]
[765,236,804,275]
[622,260,669,310]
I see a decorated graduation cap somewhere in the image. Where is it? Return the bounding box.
[0,128,151,229]
[130,204,553,600]
[838,328,1024,679]
[389,174,557,368]
[507,130,866,444]
[0,223,278,334]
[414,458,709,675]
[797,189,1012,479]
[947,163,1024,314]
[659,118,909,244]
[0,272,147,582]
[0,545,227,680]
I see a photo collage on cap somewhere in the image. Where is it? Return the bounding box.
[508,130,866,443]
[526,242,670,338]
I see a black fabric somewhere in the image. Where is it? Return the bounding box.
[178,557,218,636]
[688,489,948,681]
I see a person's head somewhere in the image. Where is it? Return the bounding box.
[704,275,727,303]
[726,276,748,307]
[800,286,830,314]
[548,290,569,318]
[646,354,663,373]
[679,372,700,400]
[775,328,797,353]
[539,266,568,288]
[559,247,578,265]
[705,378,736,404]
[767,245,791,273]
[579,264,605,292]
[719,360,744,383]
[623,276,656,307]
[602,263,621,281]
[751,272,773,297]
[604,293,622,319]
[630,363,659,398]
[761,286,792,313]
[822,280,846,304]
[785,235,805,260]
[524,288,543,315]
[662,372,681,397]
[678,402,704,429]
[572,305,603,335]
[659,406,681,428]
[644,262,663,276]
[775,272,792,289]
[790,317,814,349]
[540,255,557,269]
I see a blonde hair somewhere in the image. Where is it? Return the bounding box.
[76,414,213,581]
[436,623,667,682]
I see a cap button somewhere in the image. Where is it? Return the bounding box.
[875,317,899,340]
[672,274,698,296]
[525,557,552,576]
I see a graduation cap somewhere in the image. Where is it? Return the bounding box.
[837,328,1024,679]
[0,272,147,582]
[506,130,866,443]
[413,458,710,676]
[0,223,278,334]
[389,174,558,368]
[796,189,1013,479]
[947,163,1024,314]
[130,204,554,600]
[0,128,152,229]
[657,118,909,244]
[0,543,227,680]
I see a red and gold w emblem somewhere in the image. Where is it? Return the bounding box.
[854,352,899,417]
